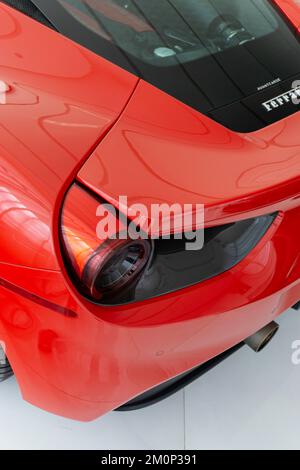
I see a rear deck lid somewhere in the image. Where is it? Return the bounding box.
[78,79,300,227]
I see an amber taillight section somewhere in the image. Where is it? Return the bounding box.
[61,184,151,301]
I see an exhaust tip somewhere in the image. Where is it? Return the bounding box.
[244,321,279,353]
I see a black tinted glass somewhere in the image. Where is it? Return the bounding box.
[32,0,300,131]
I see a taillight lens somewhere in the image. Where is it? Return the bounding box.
[81,238,151,300]
[61,184,151,301]
[61,184,277,305]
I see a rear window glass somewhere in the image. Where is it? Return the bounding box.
[29,1,300,130]
[56,0,277,66]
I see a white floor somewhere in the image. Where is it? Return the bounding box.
[0,308,299,450]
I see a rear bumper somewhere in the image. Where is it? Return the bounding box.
[0,205,299,421]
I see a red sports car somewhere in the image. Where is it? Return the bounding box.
[0,0,300,421]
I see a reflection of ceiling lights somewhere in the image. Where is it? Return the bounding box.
[154,47,176,58]
[0,80,11,104]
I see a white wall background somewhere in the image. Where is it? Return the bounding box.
[0,308,299,450]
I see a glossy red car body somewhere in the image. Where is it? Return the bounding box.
[0,1,300,421]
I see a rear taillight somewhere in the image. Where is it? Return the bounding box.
[81,238,151,300]
[61,184,151,301]
[61,184,277,306]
